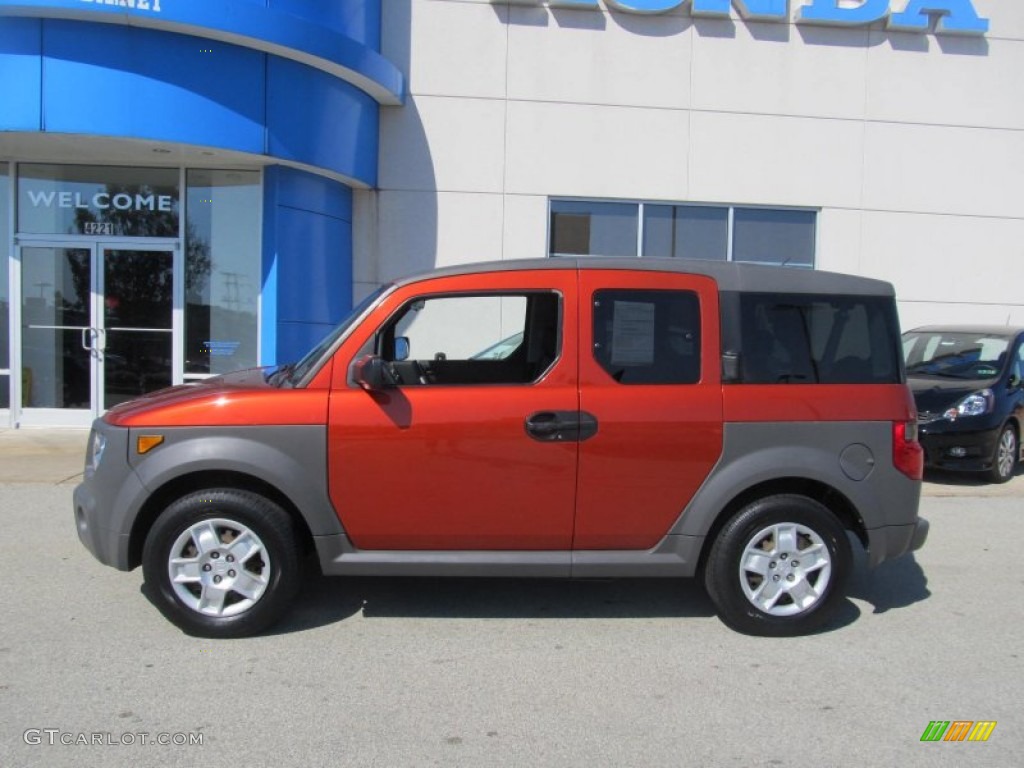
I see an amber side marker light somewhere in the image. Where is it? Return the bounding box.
[137,435,165,454]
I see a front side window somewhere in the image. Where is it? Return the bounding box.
[736,293,901,384]
[592,290,701,385]
[184,170,260,376]
[377,293,560,386]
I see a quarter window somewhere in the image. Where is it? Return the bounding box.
[734,293,901,384]
[592,290,701,385]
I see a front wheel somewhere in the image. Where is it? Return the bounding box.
[988,424,1018,484]
[142,489,301,638]
[705,495,852,636]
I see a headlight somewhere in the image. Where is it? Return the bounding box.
[943,389,994,422]
[90,430,107,472]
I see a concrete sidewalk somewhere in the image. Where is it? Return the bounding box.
[0,428,89,484]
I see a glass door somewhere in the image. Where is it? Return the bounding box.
[101,247,174,409]
[17,242,179,426]
[19,246,94,425]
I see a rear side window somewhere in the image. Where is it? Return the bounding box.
[592,290,701,385]
[731,292,901,384]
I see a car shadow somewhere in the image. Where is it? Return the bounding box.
[271,572,718,635]
[143,544,931,637]
[845,545,931,615]
[273,544,930,636]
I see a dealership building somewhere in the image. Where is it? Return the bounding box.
[0,0,1020,427]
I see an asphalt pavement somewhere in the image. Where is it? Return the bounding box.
[0,428,1021,767]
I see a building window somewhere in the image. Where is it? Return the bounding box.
[1,163,8,409]
[550,199,816,267]
[643,205,729,261]
[17,164,179,237]
[184,170,261,377]
[733,208,816,267]
[550,200,637,257]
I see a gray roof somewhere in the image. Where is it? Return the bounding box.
[393,257,896,297]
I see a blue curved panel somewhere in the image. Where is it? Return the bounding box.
[41,20,265,152]
[0,17,41,130]
[267,57,378,184]
[0,0,402,104]
[0,16,383,184]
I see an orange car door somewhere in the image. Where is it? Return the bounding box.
[574,270,724,550]
[327,270,580,551]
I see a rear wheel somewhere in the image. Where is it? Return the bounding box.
[705,495,852,636]
[142,489,301,638]
[988,424,1018,484]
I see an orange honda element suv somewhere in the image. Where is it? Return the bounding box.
[74,259,926,637]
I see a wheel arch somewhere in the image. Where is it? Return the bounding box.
[696,477,867,575]
[128,471,316,570]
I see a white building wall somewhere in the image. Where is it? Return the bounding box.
[355,0,1024,329]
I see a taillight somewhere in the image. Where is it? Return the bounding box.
[893,421,924,481]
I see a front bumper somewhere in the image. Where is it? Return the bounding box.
[72,422,144,571]
[919,422,1000,472]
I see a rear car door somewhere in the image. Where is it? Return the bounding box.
[574,270,724,549]
[327,270,579,550]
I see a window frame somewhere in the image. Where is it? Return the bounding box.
[548,198,818,268]
[370,290,565,388]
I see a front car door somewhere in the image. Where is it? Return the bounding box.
[327,269,579,551]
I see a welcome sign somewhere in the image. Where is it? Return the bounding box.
[503,0,989,36]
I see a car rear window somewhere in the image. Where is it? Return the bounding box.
[722,292,903,385]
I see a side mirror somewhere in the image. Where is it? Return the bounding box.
[394,336,410,362]
[351,355,397,392]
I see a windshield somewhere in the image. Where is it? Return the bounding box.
[903,331,1010,379]
[277,285,391,387]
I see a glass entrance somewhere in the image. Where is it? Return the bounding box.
[18,243,178,426]
[102,248,174,409]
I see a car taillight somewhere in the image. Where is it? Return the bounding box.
[893,421,924,481]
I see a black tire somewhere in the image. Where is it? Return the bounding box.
[988,424,1018,484]
[142,489,301,638]
[705,495,852,637]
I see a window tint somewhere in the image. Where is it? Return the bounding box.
[592,290,701,385]
[379,293,560,386]
[735,293,900,384]
[732,208,815,267]
[549,199,816,267]
[643,205,728,261]
[550,201,637,257]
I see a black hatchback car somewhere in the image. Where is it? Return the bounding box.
[902,326,1024,483]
